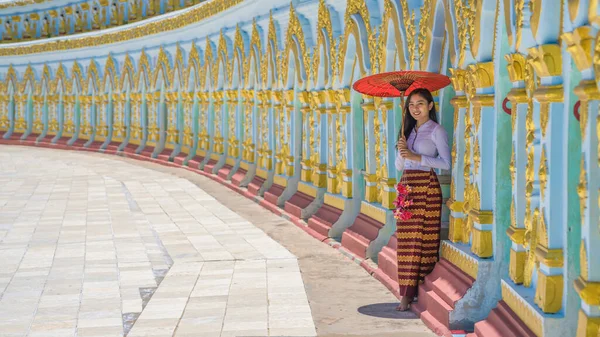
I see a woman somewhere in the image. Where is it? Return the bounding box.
[394,88,451,311]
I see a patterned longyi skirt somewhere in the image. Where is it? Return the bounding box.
[396,169,442,298]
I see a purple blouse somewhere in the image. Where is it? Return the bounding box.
[395,120,451,172]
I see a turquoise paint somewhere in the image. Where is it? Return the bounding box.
[564,54,582,328]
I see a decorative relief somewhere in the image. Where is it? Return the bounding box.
[0,0,243,56]
[283,4,309,85]
[440,241,478,279]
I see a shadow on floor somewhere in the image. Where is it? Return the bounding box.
[357,303,419,319]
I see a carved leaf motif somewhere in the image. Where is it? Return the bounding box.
[539,147,548,200]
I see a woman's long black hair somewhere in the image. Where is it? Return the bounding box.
[398,88,438,143]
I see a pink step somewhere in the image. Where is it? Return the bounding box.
[104,141,122,154]
[187,155,205,169]
[140,146,155,157]
[340,213,384,259]
[247,175,266,196]
[307,203,344,238]
[217,164,234,180]
[467,301,536,337]
[122,143,138,153]
[156,148,172,162]
[203,159,218,174]
[264,183,285,206]
[173,152,188,165]
[410,258,475,335]
[376,235,398,283]
[230,167,248,187]
[283,191,314,219]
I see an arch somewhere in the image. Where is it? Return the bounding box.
[54,64,68,95]
[152,47,172,91]
[339,0,372,86]
[312,0,334,89]
[380,0,408,72]
[103,54,118,93]
[40,65,52,96]
[4,65,18,95]
[71,62,84,95]
[85,60,101,95]
[20,65,36,95]
[245,24,261,90]
[203,38,216,91]
[233,24,249,89]
[173,44,186,91]
[266,12,280,88]
[186,43,202,92]
[215,30,232,90]
[120,55,135,93]
[282,4,311,88]
[467,0,497,63]
[136,50,151,92]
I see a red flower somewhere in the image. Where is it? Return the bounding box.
[394,182,413,221]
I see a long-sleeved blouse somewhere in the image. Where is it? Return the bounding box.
[394,119,451,172]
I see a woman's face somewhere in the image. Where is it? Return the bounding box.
[408,94,433,125]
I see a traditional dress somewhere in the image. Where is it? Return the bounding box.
[394,119,451,298]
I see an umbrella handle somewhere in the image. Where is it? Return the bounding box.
[397,93,406,147]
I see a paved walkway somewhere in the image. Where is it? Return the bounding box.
[0,145,436,337]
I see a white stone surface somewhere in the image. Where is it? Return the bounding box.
[0,145,316,337]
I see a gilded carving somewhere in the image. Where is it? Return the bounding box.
[0,0,244,56]
[283,5,310,87]
[418,0,432,65]
[312,0,333,87]
[563,26,594,71]
[440,241,479,279]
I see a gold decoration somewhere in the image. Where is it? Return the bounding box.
[534,271,564,313]
[401,1,416,67]
[282,4,309,85]
[312,0,333,87]
[578,157,587,227]
[563,26,594,71]
[440,241,479,279]
[418,0,432,66]
[0,0,243,53]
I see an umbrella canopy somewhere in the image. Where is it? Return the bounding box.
[352,70,451,97]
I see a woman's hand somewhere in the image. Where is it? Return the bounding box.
[400,148,421,162]
[397,136,407,150]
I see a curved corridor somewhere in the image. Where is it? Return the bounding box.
[0,145,435,337]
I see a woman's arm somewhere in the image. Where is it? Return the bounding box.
[420,125,451,170]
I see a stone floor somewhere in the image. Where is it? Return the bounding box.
[0,145,436,337]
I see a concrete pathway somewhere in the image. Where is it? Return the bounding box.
[0,145,436,337]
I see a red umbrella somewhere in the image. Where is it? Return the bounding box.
[352,70,451,97]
